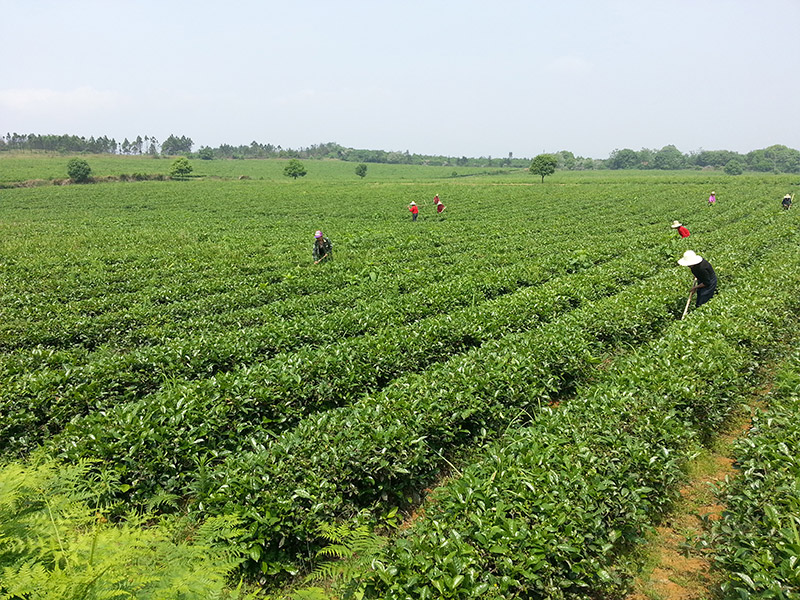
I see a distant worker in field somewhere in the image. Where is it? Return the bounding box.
[678,250,717,308]
[782,193,792,210]
[433,194,440,206]
[708,191,716,206]
[436,201,445,215]
[671,220,690,238]
[408,201,419,221]
[312,230,333,264]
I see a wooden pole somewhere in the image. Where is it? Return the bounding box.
[681,278,697,320]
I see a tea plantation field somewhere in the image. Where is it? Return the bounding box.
[1,158,798,598]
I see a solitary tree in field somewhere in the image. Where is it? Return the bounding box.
[284,159,307,179]
[355,163,368,178]
[67,158,92,183]
[169,157,193,179]
[529,154,558,182]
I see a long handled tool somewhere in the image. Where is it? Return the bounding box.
[681,278,697,320]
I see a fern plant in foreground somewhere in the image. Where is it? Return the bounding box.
[290,523,387,600]
[0,456,245,599]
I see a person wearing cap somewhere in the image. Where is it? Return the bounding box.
[671,220,690,238]
[678,250,717,307]
[782,193,792,210]
[436,201,445,215]
[708,191,716,206]
[408,201,419,221]
[312,230,333,264]
[433,194,440,206]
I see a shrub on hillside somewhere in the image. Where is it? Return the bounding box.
[66,158,92,183]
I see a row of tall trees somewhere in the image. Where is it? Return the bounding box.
[3,132,799,173]
[607,144,800,173]
[0,133,192,156]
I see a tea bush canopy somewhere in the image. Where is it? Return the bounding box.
[66,158,91,183]
[355,163,368,178]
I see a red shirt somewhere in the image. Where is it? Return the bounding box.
[436,204,444,213]
[678,226,690,238]
[410,205,418,214]
[434,196,440,205]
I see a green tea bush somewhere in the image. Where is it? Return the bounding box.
[711,344,800,599]
[363,237,800,599]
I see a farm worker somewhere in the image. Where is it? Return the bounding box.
[433,194,440,205]
[678,250,717,307]
[782,193,792,210]
[708,191,716,206]
[671,220,690,238]
[436,202,445,214]
[408,201,419,221]
[312,230,333,264]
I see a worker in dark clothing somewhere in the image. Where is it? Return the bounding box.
[678,250,717,307]
[783,194,792,210]
[312,230,333,264]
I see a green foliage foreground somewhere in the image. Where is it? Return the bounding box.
[710,344,800,599]
[0,458,245,599]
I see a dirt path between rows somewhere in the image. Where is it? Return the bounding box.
[626,396,766,600]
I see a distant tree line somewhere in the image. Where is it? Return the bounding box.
[606,144,800,173]
[0,133,190,156]
[2,132,799,173]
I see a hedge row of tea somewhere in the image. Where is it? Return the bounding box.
[193,216,798,580]
[46,207,789,519]
[2,178,774,457]
[362,235,800,599]
[711,344,800,599]
[0,171,797,596]
[1,178,750,460]
[1,179,674,454]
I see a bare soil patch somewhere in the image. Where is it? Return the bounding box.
[626,400,762,600]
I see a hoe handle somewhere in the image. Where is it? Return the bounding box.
[681,278,697,320]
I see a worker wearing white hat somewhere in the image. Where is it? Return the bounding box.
[678,250,717,307]
[671,221,690,238]
[313,230,333,264]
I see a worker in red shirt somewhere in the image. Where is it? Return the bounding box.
[408,201,419,221]
[433,194,440,206]
[671,220,690,238]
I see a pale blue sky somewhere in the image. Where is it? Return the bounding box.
[1,0,798,158]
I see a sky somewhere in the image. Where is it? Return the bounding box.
[1,0,798,159]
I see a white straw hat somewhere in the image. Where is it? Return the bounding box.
[678,250,703,266]
[671,221,682,228]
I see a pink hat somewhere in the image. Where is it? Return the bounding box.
[314,230,323,238]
